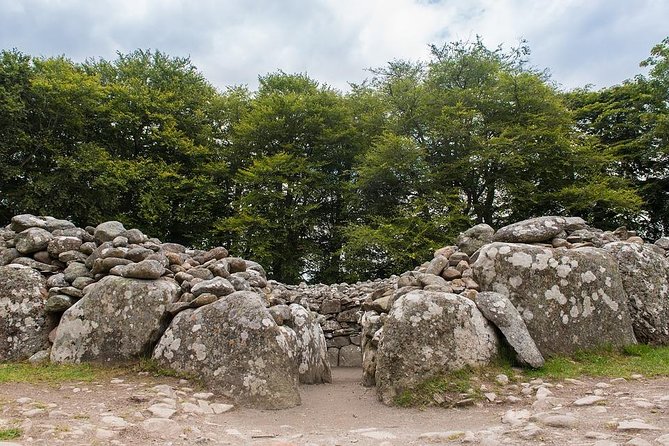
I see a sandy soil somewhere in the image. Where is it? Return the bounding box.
[0,367,667,445]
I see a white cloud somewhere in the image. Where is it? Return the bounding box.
[0,0,666,91]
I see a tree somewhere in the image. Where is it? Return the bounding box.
[217,72,359,283]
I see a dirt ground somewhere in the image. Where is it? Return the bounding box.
[0,367,667,445]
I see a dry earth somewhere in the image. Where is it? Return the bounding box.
[0,367,667,446]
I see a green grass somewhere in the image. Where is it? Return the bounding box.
[0,427,22,440]
[394,344,669,407]
[0,362,103,383]
[395,367,481,407]
[0,359,198,384]
[525,344,669,380]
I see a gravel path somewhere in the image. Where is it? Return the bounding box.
[0,367,667,445]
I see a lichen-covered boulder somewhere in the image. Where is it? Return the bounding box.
[472,243,636,356]
[374,291,499,405]
[153,291,301,409]
[456,223,495,256]
[475,291,544,368]
[287,304,332,384]
[493,216,567,244]
[0,265,56,360]
[603,242,669,345]
[15,228,53,254]
[51,276,179,363]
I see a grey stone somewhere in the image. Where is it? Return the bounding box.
[473,243,636,357]
[47,236,82,258]
[327,347,339,367]
[493,216,567,244]
[475,292,544,368]
[45,294,76,313]
[10,256,59,272]
[15,227,53,254]
[191,277,235,297]
[374,290,499,405]
[110,259,165,280]
[153,291,301,409]
[425,255,449,276]
[51,276,179,362]
[603,242,669,344]
[457,223,495,256]
[0,247,20,266]
[288,304,332,384]
[94,221,126,244]
[0,265,56,360]
[339,344,362,367]
[10,214,49,231]
[655,237,669,250]
[63,262,92,283]
[121,228,147,244]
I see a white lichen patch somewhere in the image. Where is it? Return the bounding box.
[580,271,597,284]
[192,342,207,361]
[509,252,533,268]
[509,276,523,288]
[545,285,567,305]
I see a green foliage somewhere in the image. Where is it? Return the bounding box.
[525,344,669,379]
[394,367,480,408]
[0,427,21,440]
[0,362,101,383]
[0,38,666,282]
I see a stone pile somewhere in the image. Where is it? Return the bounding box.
[0,214,331,409]
[2,212,668,409]
[360,216,669,404]
[264,279,396,367]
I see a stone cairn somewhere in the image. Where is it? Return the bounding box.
[1,213,668,408]
[0,214,331,409]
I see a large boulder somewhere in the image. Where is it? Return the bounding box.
[287,304,332,384]
[15,228,53,254]
[472,243,636,357]
[153,291,301,409]
[374,291,499,405]
[493,216,567,244]
[51,276,179,363]
[603,242,669,345]
[475,291,544,368]
[0,265,56,360]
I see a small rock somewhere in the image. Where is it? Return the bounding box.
[210,403,234,414]
[495,374,509,385]
[101,415,130,429]
[418,431,465,442]
[617,420,661,431]
[574,395,606,406]
[541,414,578,428]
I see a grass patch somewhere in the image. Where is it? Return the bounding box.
[0,362,105,383]
[133,358,199,382]
[394,367,480,407]
[0,427,22,440]
[0,359,198,385]
[393,344,669,407]
[525,344,669,380]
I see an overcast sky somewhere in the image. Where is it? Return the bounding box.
[1,0,666,92]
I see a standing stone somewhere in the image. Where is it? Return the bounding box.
[375,291,499,405]
[475,292,544,368]
[472,242,636,356]
[51,276,179,363]
[603,242,669,345]
[287,304,332,384]
[0,265,56,360]
[153,291,301,409]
